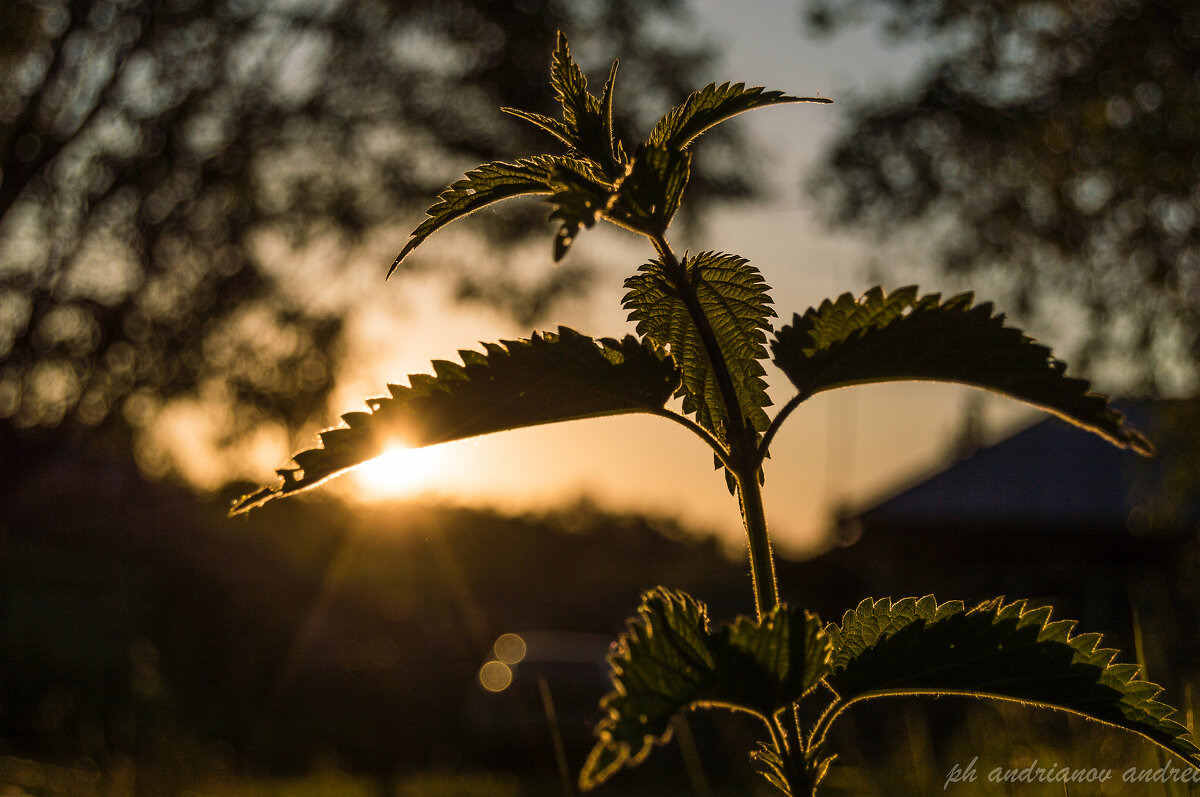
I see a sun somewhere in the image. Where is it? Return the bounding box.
[351,442,450,499]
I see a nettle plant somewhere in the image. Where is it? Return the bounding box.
[233,34,1200,795]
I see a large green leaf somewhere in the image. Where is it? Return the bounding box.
[647,82,830,151]
[823,596,1200,768]
[580,588,830,791]
[771,286,1152,454]
[623,252,775,448]
[231,328,679,514]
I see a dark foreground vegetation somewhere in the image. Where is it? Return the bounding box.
[5,421,1200,795]
[2,425,770,794]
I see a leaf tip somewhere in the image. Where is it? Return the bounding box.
[1130,429,1155,457]
[389,240,418,277]
[228,487,273,516]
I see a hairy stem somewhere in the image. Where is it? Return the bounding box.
[771,712,808,795]
[648,231,801,790]
[807,699,844,756]
[649,232,781,618]
[735,468,779,616]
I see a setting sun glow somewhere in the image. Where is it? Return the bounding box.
[352,443,450,499]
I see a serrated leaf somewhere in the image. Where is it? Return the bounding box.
[824,596,1200,768]
[751,742,793,795]
[624,252,775,448]
[599,59,620,166]
[231,328,679,514]
[550,31,592,136]
[718,606,830,715]
[501,107,575,149]
[580,588,829,791]
[607,145,691,236]
[751,741,835,797]
[580,589,716,791]
[389,156,558,274]
[648,82,829,151]
[549,31,620,172]
[771,286,1152,454]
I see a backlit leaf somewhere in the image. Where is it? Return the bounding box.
[549,31,593,137]
[824,597,1200,768]
[599,59,621,166]
[751,742,793,796]
[546,158,613,261]
[648,82,831,151]
[548,31,620,171]
[771,286,1152,454]
[751,741,835,797]
[580,589,716,790]
[607,145,691,236]
[718,605,831,715]
[580,588,830,791]
[389,156,558,274]
[624,252,775,447]
[231,329,679,514]
[501,107,575,149]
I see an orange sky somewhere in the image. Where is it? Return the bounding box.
[310,3,1041,557]
[162,1,1050,556]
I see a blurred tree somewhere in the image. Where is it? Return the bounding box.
[804,0,1200,393]
[0,0,753,483]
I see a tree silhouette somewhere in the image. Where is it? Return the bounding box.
[0,0,752,480]
[805,0,1200,392]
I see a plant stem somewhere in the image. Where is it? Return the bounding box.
[649,232,781,618]
[772,712,808,794]
[650,231,803,789]
[808,699,845,755]
[735,467,779,616]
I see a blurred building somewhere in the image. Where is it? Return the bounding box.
[793,399,1200,687]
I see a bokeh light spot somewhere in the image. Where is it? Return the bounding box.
[493,633,526,665]
[479,660,512,692]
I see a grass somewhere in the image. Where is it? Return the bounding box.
[819,697,1200,795]
[6,709,1200,797]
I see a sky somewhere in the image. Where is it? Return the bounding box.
[242,1,1042,557]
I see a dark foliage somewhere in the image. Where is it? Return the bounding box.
[805,0,1200,391]
[0,0,754,480]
